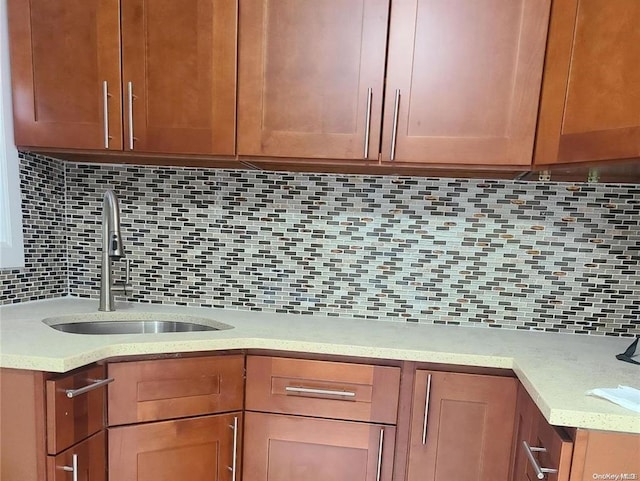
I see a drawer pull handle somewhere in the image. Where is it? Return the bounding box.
[65,378,114,398]
[102,81,111,149]
[421,373,432,444]
[227,416,238,481]
[62,453,78,481]
[284,386,356,398]
[127,81,136,150]
[364,87,373,158]
[376,427,384,481]
[523,441,559,479]
[390,89,401,161]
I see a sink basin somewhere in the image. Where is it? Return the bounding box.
[43,313,233,335]
[50,320,219,334]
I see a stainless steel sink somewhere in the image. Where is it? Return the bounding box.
[50,320,219,334]
[43,313,233,335]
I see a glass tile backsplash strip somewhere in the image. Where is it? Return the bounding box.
[0,152,67,303]
[62,164,639,337]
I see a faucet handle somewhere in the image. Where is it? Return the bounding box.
[113,258,133,297]
[124,258,132,284]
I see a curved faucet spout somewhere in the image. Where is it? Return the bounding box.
[103,190,124,258]
[100,190,126,311]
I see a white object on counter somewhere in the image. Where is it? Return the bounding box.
[586,385,640,413]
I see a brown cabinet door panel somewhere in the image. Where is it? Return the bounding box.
[407,370,517,481]
[535,0,640,164]
[383,0,550,165]
[243,412,395,481]
[47,431,106,481]
[569,430,640,481]
[121,0,237,155]
[246,356,400,424]
[529,416,573,481]
[510,385,538,481]
[238,0,388,160]
[107,355,244,426]
[109,412,242,481]
[46,365,107,455]
[7,0,123,150]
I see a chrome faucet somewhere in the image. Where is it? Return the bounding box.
[99,190,131,311]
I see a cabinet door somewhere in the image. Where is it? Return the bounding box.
[382,0,550,165]
[238,0,388,160]
[47,431,106,481]
[121,0,237,155]
[569,430,640,481]
[7,0,122,150]
[406,371,517,481]
[510,385,538,481]
[534,0,640,165]
[243,412,395,481]
[527,416,573,481]
[108,412,242,481]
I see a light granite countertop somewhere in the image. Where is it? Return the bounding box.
[1,297,638,434]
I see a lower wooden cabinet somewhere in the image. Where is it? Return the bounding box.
[108,412,242,481]
[569,429,640,481]
[510,385,639,481]
[510,385,573,481]
[405,370,517,481]
[511,384,540,481]
[2,354,638,481]
[0,366,109,481]
[47,431,106,481]
[243,412,395,481]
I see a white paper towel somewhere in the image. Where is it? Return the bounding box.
[586,385,640,413]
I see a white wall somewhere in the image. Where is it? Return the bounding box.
[0,0,25,269]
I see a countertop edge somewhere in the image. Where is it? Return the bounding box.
[1,298,639,435]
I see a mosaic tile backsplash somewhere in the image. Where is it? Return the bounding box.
[2,156,639,337]
[61,163,639,337]
[0,153,67,303]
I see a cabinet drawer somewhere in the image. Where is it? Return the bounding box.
[46,365,108,454]
[523,417,573,481]
[46,430,106,481]
[108,355,244,426]
[245,356,400,424]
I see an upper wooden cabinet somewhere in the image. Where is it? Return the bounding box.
[382,0,551,166]
[238,0,550,166]
[121,0,236,155]
[535,0,640,166]
[8,0,122,150]
[237,0,389,160]
[7,0,237,155]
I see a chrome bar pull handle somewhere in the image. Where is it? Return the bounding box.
[227,416,238,481]
[421,373,432,444]
[364,87,373,158]
[284,386,356,398]
[523,441,558,479]
[127,81,135,150]
[62,453,79,481]
[375,428,384,481]
[65,378,114,398]
[102,81,110,149]
[390,89,401,161]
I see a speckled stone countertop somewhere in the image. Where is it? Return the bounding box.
[1,297,639,434]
